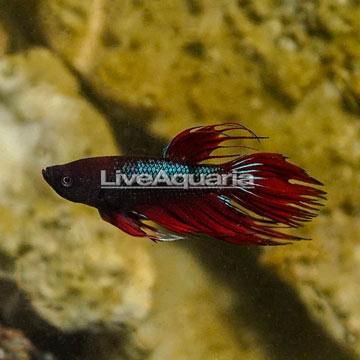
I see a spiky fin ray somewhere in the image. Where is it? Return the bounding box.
[99,209,186,242]
[221,153,326,228]
[135,194,305,245]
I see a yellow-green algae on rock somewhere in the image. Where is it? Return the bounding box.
[259,87,360,353]
[18,0,360,357]
[38,0,360,132]
[0,48,154,357]
[0,48,272,360]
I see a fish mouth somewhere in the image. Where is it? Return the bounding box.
[42,167,51,183]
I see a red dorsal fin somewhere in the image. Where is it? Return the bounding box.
[163,123,265,164]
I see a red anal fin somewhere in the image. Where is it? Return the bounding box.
[136,194,300,246]
[98,209,147,237]
[163,122,264,164]
[99,208,185,242]
[137,205,197,234]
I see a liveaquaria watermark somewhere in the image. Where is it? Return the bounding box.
[100,170,255,189]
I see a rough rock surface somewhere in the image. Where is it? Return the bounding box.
[35,0,360,356]
[0,48,153,358]
[37,0,360,131]
[0,324,55,360]
[1,0,360,359]
[259,85,360,354]
[0,47,270,360]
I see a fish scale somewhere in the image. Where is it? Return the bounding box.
[120,159,218,180]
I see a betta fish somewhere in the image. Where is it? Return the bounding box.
[42,123,325,245]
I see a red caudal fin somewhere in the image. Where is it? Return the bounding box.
[221,153,326,228]
[163,122,266,164]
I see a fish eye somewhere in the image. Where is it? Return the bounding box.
[61,176,73,187]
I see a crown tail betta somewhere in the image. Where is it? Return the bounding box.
[42,123,325,245]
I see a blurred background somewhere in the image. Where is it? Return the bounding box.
[0,0,359,359]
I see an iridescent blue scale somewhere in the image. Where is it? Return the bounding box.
[120,159,218,180]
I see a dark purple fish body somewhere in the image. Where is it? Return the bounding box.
[43,123,326,245]
[43,157,220,209]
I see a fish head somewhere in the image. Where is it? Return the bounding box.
[42,158,104,206]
